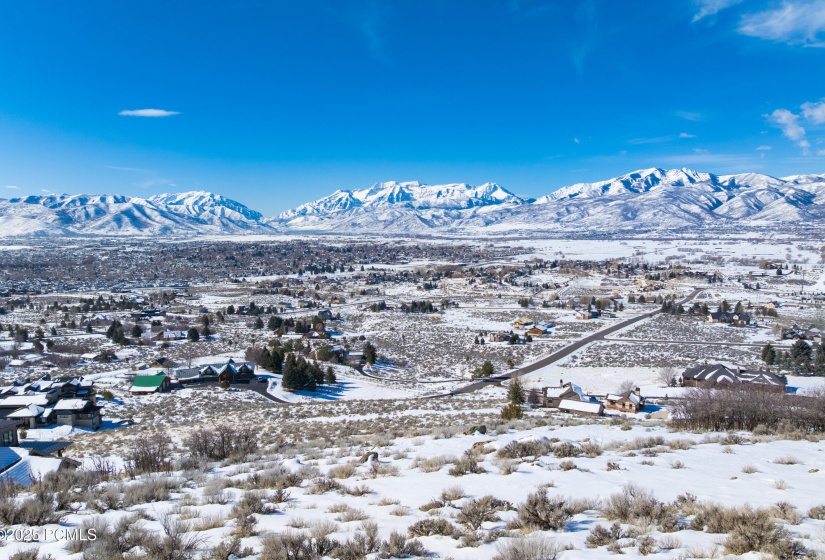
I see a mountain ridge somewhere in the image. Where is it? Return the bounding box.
[2,168,825,236]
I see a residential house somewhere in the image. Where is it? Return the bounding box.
[129,373,171,394]
[541,380,595,408]
[575,310,600,320]
[0,394,52,419]
[605,388,646,413]
[513,317,533,329]
[558,399,604,416]
[6,404,56,429]
[488,332,512,343]
[53,399,102,429]
[709,311,751,326]
[542,383,580,408]
[680,364,786,391]
[176,359,256,384]
[150,357,178,370]
[0,442,80,487]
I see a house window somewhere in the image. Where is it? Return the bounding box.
[1,429,14,446]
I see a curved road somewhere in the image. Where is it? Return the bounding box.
[448,287,704,395]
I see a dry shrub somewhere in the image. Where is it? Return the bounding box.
[412,454,456,473]
[457,495,511,531]
[327,463,357,479]
[603,483,678,531]
[672,386,825,433]
[515,489,574,532]
[497,439,553,459]
[448,454,485,476]
[408,517,458,538]
[245,467,304,490]
[440,485,467,502]
[185,424,258,461]
[306,477,342,495]
[808,505,825,520]
[492,536,564,560]
[585,522,627,548]
[552,442,580,458]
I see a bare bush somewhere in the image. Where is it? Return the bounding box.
[492,536,565,560]
[497,439,553,459]
[515,489,574,532]
[185,424,258,461]
[672,386,825,433]
[408,518,458,537]
[603,483,678,530]
[124,434,173,477]
[457,495,511,531]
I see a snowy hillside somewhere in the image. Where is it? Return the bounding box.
[0,191,274,236]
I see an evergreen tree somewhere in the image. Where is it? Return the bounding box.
[508,378,525,405]
[734,301,744,314]
[363,341,377,365]
[282,354,299,390]
[325,366,336,385]
[790,338,812,369]
[814,344,825,375]
[131,324,143,338]
[253,317,264,329]
[761,342,777,366]
[187,327,200,342]
[311,361,324,386]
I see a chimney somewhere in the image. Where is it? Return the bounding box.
[735,366,741,374]
[634,387,641,396]
[560,378,564,387]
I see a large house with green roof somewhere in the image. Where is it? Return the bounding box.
[129,373,171,395]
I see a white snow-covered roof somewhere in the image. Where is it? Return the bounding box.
[7,404,45,418]
[0,395,50,407]
[53,398,88,411]
[0,448,63,487]
[559,399,603,414]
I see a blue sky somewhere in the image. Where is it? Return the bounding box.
[1,0,825,215]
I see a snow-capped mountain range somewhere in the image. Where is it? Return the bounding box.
[0,191,269,236]
[2,168,825,237]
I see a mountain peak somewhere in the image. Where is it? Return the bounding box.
[278,181,524,219]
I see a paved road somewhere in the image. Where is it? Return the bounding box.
[448,287,704,395]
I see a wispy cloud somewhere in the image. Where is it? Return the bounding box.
[802,98,825,123]
[817,149,825,155]
[5,185,19,189]
[766,97,825,154]
[106,165,152,173]
[692,0,744,23]
[573,137,581,144]
[676,111,703,121]
[570,0,598,76]
[755,145,772,150]
[766,108,810,154]
[629,133,698,145]
[739,0,825,47]
[118,108,180,117]
[629,135,676,145]
[693,148,710,154]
